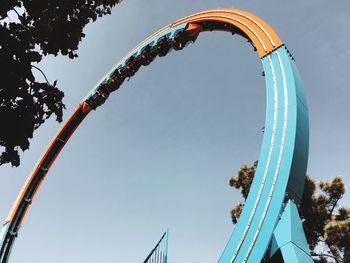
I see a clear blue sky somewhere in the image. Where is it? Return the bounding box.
[1,1,349,262]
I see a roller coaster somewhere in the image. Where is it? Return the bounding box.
[143,230,168,263]
[1,8,313,262]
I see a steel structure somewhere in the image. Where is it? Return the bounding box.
[143,230,169,263]
[1,8,313,262]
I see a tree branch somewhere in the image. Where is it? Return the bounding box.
[12,8,20,18]
[312,251,342,262]
[329,196,341,219]
[31,65,50,85]
[327,244,344,263]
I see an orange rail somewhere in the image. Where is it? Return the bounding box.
[118,8,282,62]
[6,102,91,224]
[1,8,284,262]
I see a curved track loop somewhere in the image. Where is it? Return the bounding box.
[0,8,309,262]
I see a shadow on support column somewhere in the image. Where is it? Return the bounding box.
[269,200,313,263]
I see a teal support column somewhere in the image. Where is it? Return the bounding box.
[270,200,313,262]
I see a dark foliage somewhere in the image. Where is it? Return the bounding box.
[0,0,122,166]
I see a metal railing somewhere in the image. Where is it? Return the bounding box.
[143,230,168,263]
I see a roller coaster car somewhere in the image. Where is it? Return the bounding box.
[156,34,172,57]
[108,76,124,92]
[116,65,131,79]
[139,43,157,66]
[86,84,110,109]
[170,29,191,50]
[96,83,110,99]
[108,67,126,91]
[111,66,124,79]
[124,55,141,77]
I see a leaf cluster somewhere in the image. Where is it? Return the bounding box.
[0,0,122,166]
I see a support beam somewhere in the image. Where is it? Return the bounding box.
[269,200,313,262]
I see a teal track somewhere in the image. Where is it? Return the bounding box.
[0,10,311,262]
[219,47,309,262]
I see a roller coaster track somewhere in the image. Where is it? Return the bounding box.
[0,8,312,262]
[143,230,168,263]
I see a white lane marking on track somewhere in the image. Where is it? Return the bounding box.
[173,9,276,48]
[179,14,267,52]
[230,54,279,262]
[214,10,276,47]
[242,50,288,262]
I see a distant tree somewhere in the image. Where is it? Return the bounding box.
[0,0,122,167]
[229,161,349,263]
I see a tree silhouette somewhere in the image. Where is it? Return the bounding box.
[229,162,349,262]
[0,0,122,167]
